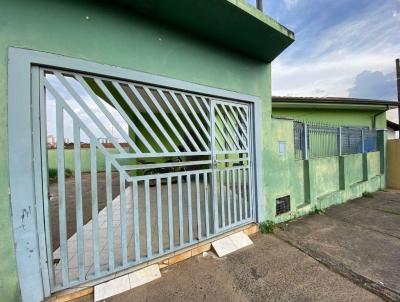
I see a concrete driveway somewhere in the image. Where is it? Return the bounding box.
[276,189,400,301]
[75,190,400,302]
[100,235,379,302]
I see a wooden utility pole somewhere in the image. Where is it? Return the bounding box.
[396,59,400,114]
[397,59,400,125]
[256,0,263,12]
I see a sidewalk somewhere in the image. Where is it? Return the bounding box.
[74,190,400,302]
[275,189,400,301]
[93,234,380,302]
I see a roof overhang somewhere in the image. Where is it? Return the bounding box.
[113,0,295,62]
[272,96,398,111]
[387,120,400,131]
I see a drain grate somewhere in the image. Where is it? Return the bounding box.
[276,195,290,215]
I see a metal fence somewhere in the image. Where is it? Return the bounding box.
[294,121,378,160]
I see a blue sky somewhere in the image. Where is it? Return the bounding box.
[247,0,400,100]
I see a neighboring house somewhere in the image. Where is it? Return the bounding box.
[1,1,295,301]
[1,1,394,301]
[386,108,399,139]
[269,96,396,223]
[387,120,400,140]
[272,96,395,129]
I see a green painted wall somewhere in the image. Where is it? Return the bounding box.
[269,118,386,224]
[0,0,272,299]
[312,157,340,197]
[47,148,131,173]
[346,154,364,185]
[265,118,305,219]
[272,108,386,129]
[367,152,381,178]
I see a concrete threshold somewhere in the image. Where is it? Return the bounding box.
[94,264,161,301]
[47,224,259,302]
[212,231,253,257]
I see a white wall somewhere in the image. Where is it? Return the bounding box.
[387,109,399,139]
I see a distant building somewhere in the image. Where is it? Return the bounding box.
[387,108,399,139]
[387,120,399,140]
[98,137,110,144]
[47,134,56,147]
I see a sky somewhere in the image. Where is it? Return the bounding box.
[247,0,400,101]
[47,1,400,142]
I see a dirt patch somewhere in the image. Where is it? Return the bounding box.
[101,235,381,302]
[275,190,400,301]
[49,172,122,250]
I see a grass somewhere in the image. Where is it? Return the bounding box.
[48,168,73,180]
[362,191,374,198]
[259,220,276,234]
[311,206,325,215]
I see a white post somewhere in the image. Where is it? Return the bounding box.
[361,128,365,153]
[304,123,309,160]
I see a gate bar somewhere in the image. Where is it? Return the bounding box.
[204,173,210,238]
[142,86,191,152]
[220,170,225,229]
[73,124,85,281]
[170,92,209,151]
[106,159,115,272]
[90,141,101,275]
[167,177,174,250]
[238,169,243,221]
[157,89,201,152]
[132,181,141,262]
[129,84,180,153]
[113,82,168,153]
[120,174,128,266]
[156,179,163,254]
[145,179,152,258]
[75,75,141,153]
[94,79,156,153]
[195,174,202,240]
[178,176,184,246]
[56,102,69,287]
[54,72,125,154]
[232,170,237,224]
[187,175,193,243]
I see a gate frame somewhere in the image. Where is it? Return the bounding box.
[8,47,265,302]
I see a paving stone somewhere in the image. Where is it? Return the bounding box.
[212,231,253,257]
[94,275,130,301]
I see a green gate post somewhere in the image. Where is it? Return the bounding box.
[377,130,386,189]
[339,156,348,191]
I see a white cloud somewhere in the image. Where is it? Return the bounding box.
[283,0,300,9]
[272,1,400,98]
[273,51,398,97]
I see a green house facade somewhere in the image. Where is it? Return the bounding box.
[270,96,394,222]
[0,1,393,301]
[1,1,294,301]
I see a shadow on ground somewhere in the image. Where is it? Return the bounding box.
[275,189,400,301]
[75,234,380,302]
[74,190,400,302]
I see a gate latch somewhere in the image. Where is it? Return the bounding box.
[212,155,217,167]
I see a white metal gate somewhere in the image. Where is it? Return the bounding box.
[38,67,254,291]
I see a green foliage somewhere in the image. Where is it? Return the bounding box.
[362,191,373,198]
[65,168,72,178]
[48,168,73,180]
[311,206,325,215]
[259,220,275,234]
[48,168,57,179]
